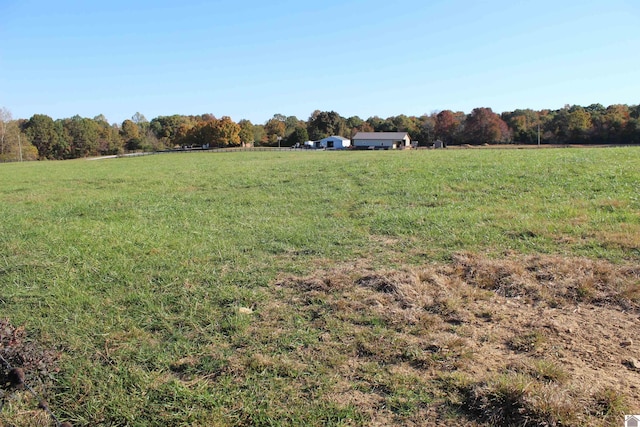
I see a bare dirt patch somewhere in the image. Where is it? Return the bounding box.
[0,319,61,427]
[272,253,640,426]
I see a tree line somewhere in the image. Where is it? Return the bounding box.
[1,103,639,161]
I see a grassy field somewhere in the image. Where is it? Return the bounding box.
[0,148,639,426]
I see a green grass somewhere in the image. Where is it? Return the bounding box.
[0,148,638,425]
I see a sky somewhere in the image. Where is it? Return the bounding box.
[0,0,639,125]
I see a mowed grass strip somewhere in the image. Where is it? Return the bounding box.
[0,147,638,425]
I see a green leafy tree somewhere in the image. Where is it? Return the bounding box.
[63,115,101,157]
[502,109,540,144]
[307,110,347,140]
[284,115,303,139]
[238,119,255,146]
[253,124,267,145]
[414,114,436,146]
[285,126,309,146]
[24,114,68,159]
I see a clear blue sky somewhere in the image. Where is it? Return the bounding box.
[1,0,638,125]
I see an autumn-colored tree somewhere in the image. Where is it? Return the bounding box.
[602,104,630,143]
[213,116,241,147]
[346,116,373,138]
[264,115,286,145]
[183,116,240,148]
[566,105,592,143]
[121,119,142,150]
[434,110,462,145]
[92,116,124,154]
[150,115,195,147]
[463,107,509,144]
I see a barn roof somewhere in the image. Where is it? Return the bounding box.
[320,135,350,141]
[353,132,410,140]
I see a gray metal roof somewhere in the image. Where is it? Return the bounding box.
[353,132,409,140]
[320,135,350,141]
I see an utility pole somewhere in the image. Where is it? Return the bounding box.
[537,123,540,146]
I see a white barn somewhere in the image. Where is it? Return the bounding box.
[352,132,411,149]
[314,135,351,149]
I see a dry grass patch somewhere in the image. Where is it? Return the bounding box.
[268,252,639,425]
[452,252,640,310]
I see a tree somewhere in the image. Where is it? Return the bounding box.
[150,115,195,147]
[434,110,462,145]
[24,114,68,159]
[121,119,142,150]
[346,115,373,138]
[0,109,36,162]
[0,107,11,157]
[93,114,109,123]
[253,124,267,145]
[264,115,286,145]
[307,110,347,140]
[390,114,418,135]
[97,122,124,154]
[284,115,303,138]
[602,104,629,143]
[285,126,309,146]
[414,114,436,146]
[566,105,592,143]
[213,116,241,147]
[463,107,509,144]
[131,112,148,125]
[63,115,101,157]
[502,109,539,144]
[183,116,240,148]
[238,119,255,146]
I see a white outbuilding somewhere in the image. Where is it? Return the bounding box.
[313,135,351,149]
[352,132,411,149]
